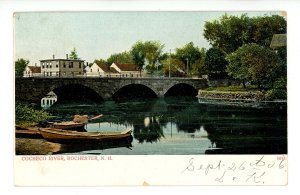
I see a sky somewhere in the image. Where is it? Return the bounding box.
[15,11,281,65]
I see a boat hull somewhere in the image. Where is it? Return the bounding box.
[50,122,86,131]
[39,128,133,144]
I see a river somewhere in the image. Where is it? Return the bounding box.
[48,97,287,155]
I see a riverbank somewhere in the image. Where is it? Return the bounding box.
[15,138,61,155]
[198,90,265,101]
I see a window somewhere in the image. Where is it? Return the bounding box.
[69,62,73,68]
[50,65,52,69]
[56,72,59,76]
[56,64,58,68]
[46,100,49,105]
[46,72,48,76]
[79,62,82,68]
[42,99,45,105]
[90,69,92,72]
[50,72,52,76]
[46,65,48,68]
[42,66,44,69]
[79,72,81,75]
[63,62,66,68]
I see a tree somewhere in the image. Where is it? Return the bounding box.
[130,41,164,75]
[143,41,164,72]
[106,51,133,65]
[161,54,185,77]
[191,48,207,77]
[130,41,146,76]
[204,14,286,53]
[205,47,227,79]
[69,48,79,59]
[15,58,29,77]
[175,42,201,75]
[226,43,279,88]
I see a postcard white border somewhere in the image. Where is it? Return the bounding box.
[1,0,299,193]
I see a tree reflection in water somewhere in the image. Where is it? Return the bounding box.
[133,116,164,143]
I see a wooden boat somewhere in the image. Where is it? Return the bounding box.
[15,126,43,139]
[49,121,86,131]
[46,114,103,131]
[38,128,133,144]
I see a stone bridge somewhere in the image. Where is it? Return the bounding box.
[15,77,208,103]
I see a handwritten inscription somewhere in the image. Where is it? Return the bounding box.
[181,155,287,184]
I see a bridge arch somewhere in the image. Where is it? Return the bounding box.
[112,84,158,100]
[52,84,104,103]
[164,83,198,97]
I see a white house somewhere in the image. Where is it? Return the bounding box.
[41,91,57,109]
[85,62,111,77]
[110,62,140,77]
[23,65,41,77]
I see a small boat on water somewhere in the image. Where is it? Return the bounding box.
[45,114,103,131]
[15,125,43,139]
[38,128,133,144]
[49,121,86,131]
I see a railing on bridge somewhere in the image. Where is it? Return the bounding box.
[21,74,203,80]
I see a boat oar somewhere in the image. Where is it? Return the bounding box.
[89,114,103,121]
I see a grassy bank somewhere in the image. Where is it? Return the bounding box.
[200,86,287,101]
[15,102,50,127]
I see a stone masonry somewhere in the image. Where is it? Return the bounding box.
[15,77,208,103]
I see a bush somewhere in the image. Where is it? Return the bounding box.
[15,103,50,126]
[264,89,287,101]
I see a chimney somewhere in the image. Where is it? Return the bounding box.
[53,54,55,59]
[66,54,68,59]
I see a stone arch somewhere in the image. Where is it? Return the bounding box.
[52,83,104,103]
[112,83,158,100]
[164,83,198,97]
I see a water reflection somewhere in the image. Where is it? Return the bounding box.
[49,97,287,154]
[133,116,164,143]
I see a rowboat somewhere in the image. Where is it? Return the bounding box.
[38,128,133,144]
[15,128,43,139]
[49,121,86,131]
[45,114,103,131]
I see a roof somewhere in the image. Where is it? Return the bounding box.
[109,67,121,73]
[40,59,84,62]
[270,34,287,48]
[95,62,110,72]
[113,63,139,71]
[28,66,41,73]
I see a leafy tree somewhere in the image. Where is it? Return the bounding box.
[161,54,185,77]
[130,41,164,75]
[191,48,207,77]
[69,48,79,59]
[130,41,146,76]
[205,47,227,79]
[106,51,133,65]
[144,41,164,72]
[226,43,279,88]
[175,42,201,75]
[204,14,286,53]
[15,58,29,77]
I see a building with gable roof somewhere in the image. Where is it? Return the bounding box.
[23,65,41,77]
[110,62,140,77]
